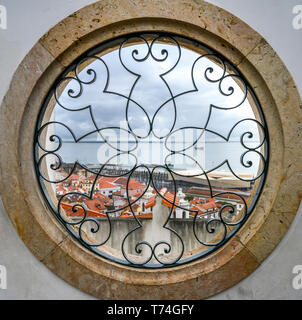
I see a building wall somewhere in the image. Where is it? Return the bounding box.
[80,218,222,261]
[0,0,301,300]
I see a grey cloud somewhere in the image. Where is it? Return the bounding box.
[52,42,259,145]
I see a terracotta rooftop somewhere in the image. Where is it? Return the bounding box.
[162,192,179,209]
[114,177,145,190]
[85,198,107,211]
[145,195,156,209]
[144,189,180,210]
[97,179,118,190]
[68,174,80,181]
[61,202,107,218]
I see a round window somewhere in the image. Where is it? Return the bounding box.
[34,33,269,268]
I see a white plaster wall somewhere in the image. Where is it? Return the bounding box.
[0,0,301,300]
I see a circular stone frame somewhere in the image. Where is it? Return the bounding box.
[0,0,301,299]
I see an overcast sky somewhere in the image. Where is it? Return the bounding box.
[43,40,263,173]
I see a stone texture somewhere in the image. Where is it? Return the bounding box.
[235,55,284,250]
[61,19,245,68]
[235,38,302,262]
[0,43,67,261]
[42,236,259,299]
[2,42,55,112]
[39,0,261,66]
[271,147,302,214]
[240,38,302,149]
[243,210,297,263]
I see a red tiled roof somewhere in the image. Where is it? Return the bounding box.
[191,201,222,215]
[162,192,179,209]
[120,212,153,219]
[144,190,179,209]
[131,191,143,198]
[120,212,131,218]
[139,213,153,219]
[68,174,80,181]
[61,202,106,218]
[132,213,153,219]
[191,206,205,214]
[97,179,118,190]
[87,175,97,181]
[100,177,119,183]
[128,179,145,190]
[93,192,111,203]
[145,196,156,209]
[200,202,217,210]
[114,177,145,190]
[84,199,106,211]
[113,177,128,186]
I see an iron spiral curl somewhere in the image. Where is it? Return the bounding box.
[34,32,269,268]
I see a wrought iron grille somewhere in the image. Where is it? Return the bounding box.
[34,33,269,268]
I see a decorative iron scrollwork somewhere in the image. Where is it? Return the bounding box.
[34,33,269,268]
